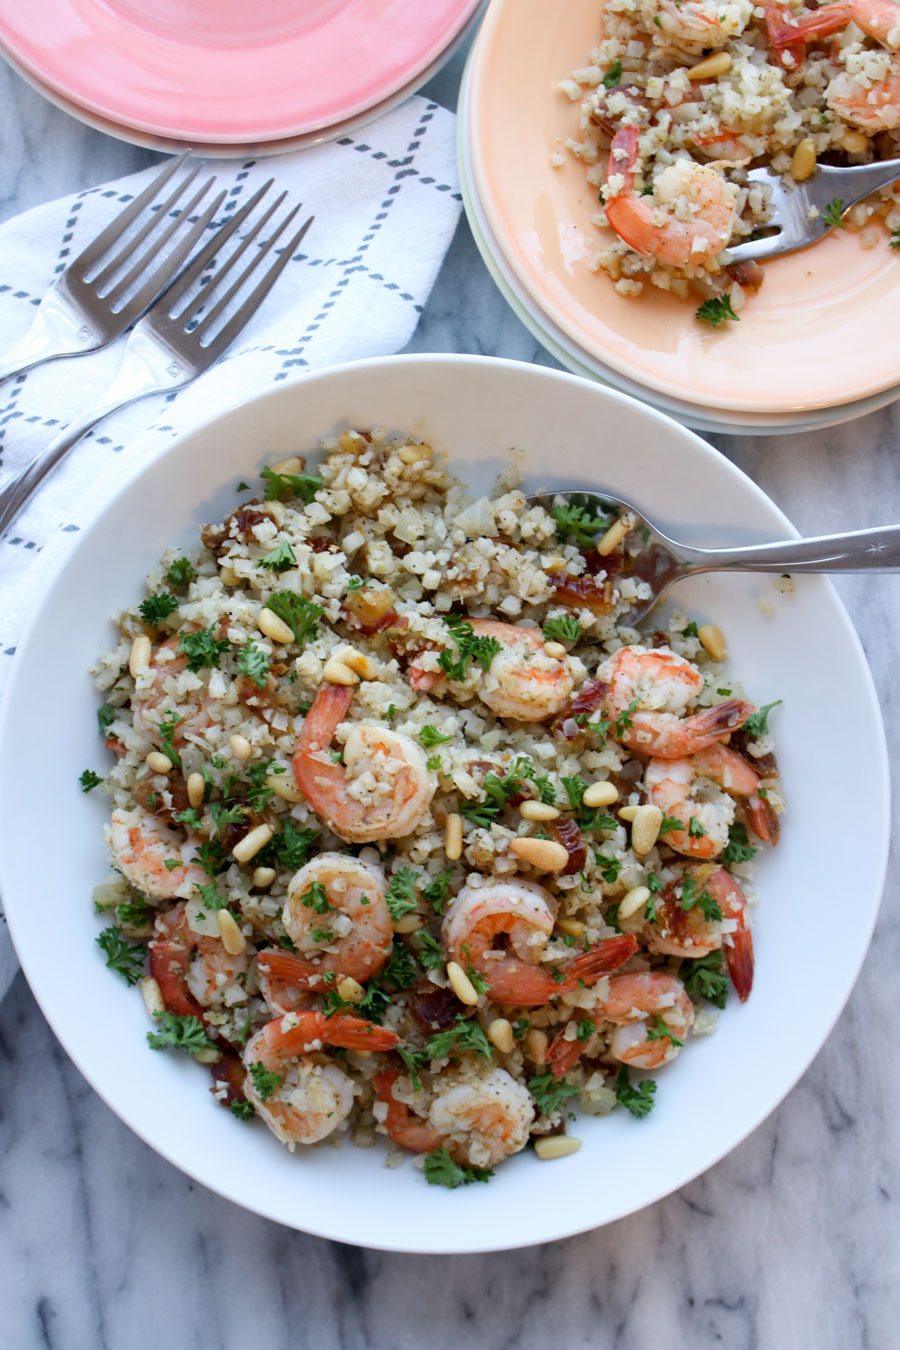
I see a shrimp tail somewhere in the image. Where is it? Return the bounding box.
[374,1070,445,1153]
[292,683,354,767]
[270,1011,400,1056]
[746,793,780,845]
[680,698,755,748]
[257,949,319,990]
[547,1022,595,1078]
[724,926,754,1003]
[558,934,638,992]
[149,939,213,1030]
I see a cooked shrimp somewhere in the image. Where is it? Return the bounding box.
[641,0,754,47]
[149,902,250,1028]
[132,634,210,748]
[108,807,207,900]
[604,127,738,269]
[442,879,637,1006]
[646,756,736,858]
[690,742,780,844]
[549,971,694,1075]
[244,1011,399,1148]
[409,618,574,722]
[292,684,436,843]
[643,863,753,1001]
[374,1064,534,1167]
[597,643,753,758]
[257,852,393,992]
[774,0,900,129]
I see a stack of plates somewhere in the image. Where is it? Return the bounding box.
[459,0,900,435]
[0,0,485,156]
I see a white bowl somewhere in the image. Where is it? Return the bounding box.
[0,355,888,1251]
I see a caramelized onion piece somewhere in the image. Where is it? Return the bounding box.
[343,585,407,636]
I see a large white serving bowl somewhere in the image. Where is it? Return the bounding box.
[0,355,888,1252]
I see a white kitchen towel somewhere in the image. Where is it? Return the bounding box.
[0,94,461,1001]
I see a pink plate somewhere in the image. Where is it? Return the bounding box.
[0,0,481,143]
[466,0,900,416]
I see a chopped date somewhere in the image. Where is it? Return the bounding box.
[552,678,611,740]
[344,585,407,636]
[729,727,779,776]
[583,546,624,578]
[201,506,275,554]
[550,816,587,875]
[132,769,190,825]
[209,1050,252,1111]
[407,976,465,1032]
[550,571,616,615]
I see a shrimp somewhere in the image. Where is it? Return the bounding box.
[643,864,754,1001]
[641,0,754,48]
[132,634,210,749]
[604,127,738,269]
[108,807,207,900]
[597,644,754,758]
[549,972,695,1075]
[646,756,735,858]
[409,618,574,722]
[257,852,393,992]
[149,902,250,1028]
[690,741,780,844]
[772,0,900,129]
[244,1011,400,1148]
[374,1064,534,1167]
[442,879,637,1007]
[292,683,436,843]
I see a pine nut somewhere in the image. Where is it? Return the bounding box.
[698,624,727,661]
[557,917,585,937]
[322,658,359,686]
[129,634,152,677]
[535,1135,582,1160]
[583,781,618,808]
[688,51,732,80]
[543,641,567,659]
[268,774,304,803]
[230,733,252,761]
[141,975,166,1020]
[840,129,869,155]
[338,431,364,453]
[596,512,634,556]
[337,975,366,1003]
[187,771,205,809]
[193,1046,220,1064]
[519,800,561,822]
[619,885,650,919]
[618,804,639,822]
[445,812,463,860]
[488,1018,514,1054]
[393,913,422,934]
[510,837,569,871]
[525,1028,548,1066]
[790,138,817,182]
[253,866,276,888]
[631,804,662,856]
[446,960,479,1006]
[232,823,274,864]
[145,751,172,775]
[271,456,303,475]
[335,645,378,680]
[258,607,295,645]
[218,909,246,956]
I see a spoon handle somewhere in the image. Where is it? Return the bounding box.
[679,524,900,574]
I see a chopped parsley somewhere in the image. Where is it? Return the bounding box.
[646,1016,684,1048]
[461,757,532,827]
[138,592,178,626]
[97,703,115,734]
[260,466,323,503]
[209,801,245,836]
[550,496,612,549]
[594,851,622,885]
[659,813,685,837]
[263,592,323,647]
[237,639,270,689]
[311,928,335,944]
[417,932,445,970]
[438,615,503,683]
[179,625,229,673]
[688,816,707,839]
[891,228,900,249]
[741,699,782,739]
[147,1013,216,1056]
[346,576,364,590]
[80,769,102,792]
[236,481,250,492]
[269,820,317,871]
[115,898,150,930]
[301,882,333,915]
[427,1016,493,1061]
[561,775,616,833]
[259,540,297,573]
[423,869,453,915]
[419,725,452,748]
[534,774,557,806]
[426,754,441,772]
[96,927,144,984]
[194,880,226,912]
[722,821,756,866]
[158,711,183,770]
[823,197,846,229]
[424,1148,493,1189]
[602,59,622,89]
[678,875,722,922]
[696,294,740,328]
[615,698,641,736]
[166,557,198,588]
[528,1072,579,1118]
[682,949,730,1008]
[542,614,581,644]
[576,1018,595,1043]
[230,1100,255,1121]
[386,867,419,921]
[193,838,225,878]
[615,1065,657,1118]
[682,621,699,638]
[248,1061,283,1101]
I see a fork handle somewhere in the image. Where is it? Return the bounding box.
[0,327,185,538]
[0,286,104,383]
[677,525,900,573]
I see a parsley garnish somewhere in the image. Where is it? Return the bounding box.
[722,821,756,866]
[823,197,846,229]
[230,1100,255,1121]
[891,228,900,250]
[696,295,740,328]
[534,774,557,806]
[311,928,335,944]
[659,813,684,836]
[347,576,364,590]
[175,807,202,831]
[678,875,722,921]
[97,703,115,734]
[116,898,150,929]
[688,816,707,839]
[263,592,323,647]
[576,1018,595,1043]
[528,1073,579,1118]
[602,59,622,89]
[194,880,226,912]
[424,1148,493,1189]
[423,869,453,915]
[249,1060,283,1101]
[138,592,178,626]
[417,932,445,970]
[166,557,198,588]
[209,801,245,836]
[594,851,622,885]
[158,711,183,770]
[615,698,641,735]
[260,466,323,503]
[682,621,699,638]
[550,496,611,549]
[427,1016,493,1061]
[397,1046,428,1092]
[615,1065,657,1118]
[147,1013,216,1055]
[437,615,503,682]
[237,639,270,688]
[682,949,729,1008]
[269,820,317,870]
[741,699,782,739]
[80,769,102,792]
[96,927,144,984]
[179,625,229,673]
[301,882,333,915]
[260,540,297,572]
[646,1016,684,1048]
[193,839,225,878]
[542,614,581,644]
[236,481,250,492]
[419,725,452,748]
[386,867,419,921]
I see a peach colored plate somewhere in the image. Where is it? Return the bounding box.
[0,0,481,143]
[466,0,900,416]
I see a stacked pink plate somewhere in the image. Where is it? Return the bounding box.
[0,0,484,155]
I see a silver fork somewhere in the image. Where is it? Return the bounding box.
[528,487,900,624]
[726,156,900,264]
[0,153,224,383]
[0,183,313,538]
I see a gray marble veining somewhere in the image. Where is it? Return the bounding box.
[2,38,899,1350]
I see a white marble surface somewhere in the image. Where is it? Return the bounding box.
[1,40,899,1350]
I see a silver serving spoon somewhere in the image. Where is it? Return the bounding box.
[528,488,900,624]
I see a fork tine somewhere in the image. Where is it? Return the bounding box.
[72,151,191,271]
[159,180,275,314]
[91,161,205,292]
[103,175,217,307]
[201,213,314,360]
[114,186,228,325]
[181,190,289,331]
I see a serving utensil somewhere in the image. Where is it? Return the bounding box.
[0,153,223,383]
[726,156,900,264]
[528,488,900,623]
[0,183,313,538]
